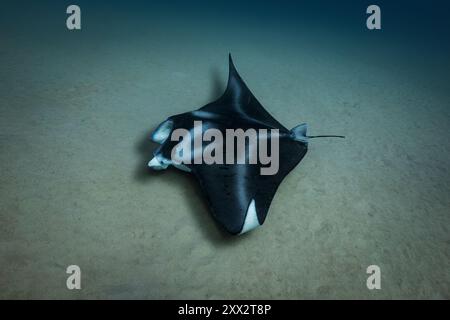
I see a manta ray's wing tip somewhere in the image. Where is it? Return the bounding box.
[238,199,261,235]
[228,53,238,75]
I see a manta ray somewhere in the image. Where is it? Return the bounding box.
[148,55,344,235]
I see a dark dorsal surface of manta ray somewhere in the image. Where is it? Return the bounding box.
[148,54,344,235]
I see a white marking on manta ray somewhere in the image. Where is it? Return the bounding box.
[239,199,260,235]
[148,156,168,170]
[152,120,173,144]
[148,156,191,172]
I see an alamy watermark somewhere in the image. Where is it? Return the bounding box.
[66,265,81,290]
[66,4,381,32]
[366,265,381,290]
[169,121,280,176]
[66,5,81,30]
[366,5,382,30]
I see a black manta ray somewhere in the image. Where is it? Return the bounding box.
[148,55,344,235]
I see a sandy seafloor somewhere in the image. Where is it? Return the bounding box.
[0,1,449,299]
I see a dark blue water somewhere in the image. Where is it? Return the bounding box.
[2,0,450,48]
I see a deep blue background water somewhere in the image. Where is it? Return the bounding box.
[2,0,450,50]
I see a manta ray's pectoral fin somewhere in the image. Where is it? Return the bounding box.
[239,199,261,235]
[199,54,289,131]
[223,53,252,106]
[188,132,308,235]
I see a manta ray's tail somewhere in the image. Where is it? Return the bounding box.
[291,123,345,143]
[307,135,346,138]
